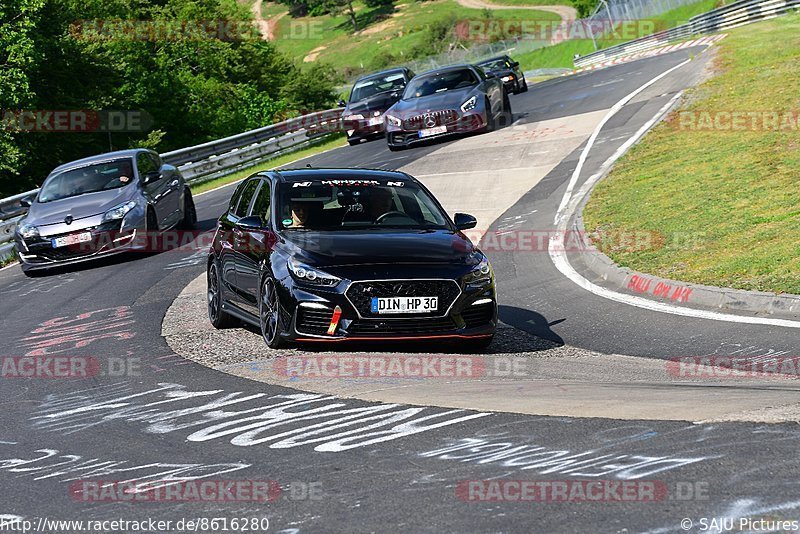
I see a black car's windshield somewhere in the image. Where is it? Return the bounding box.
[278,179,450,231]
[403,69,478,100]
[478,59,509,71]
[350,72,407,102]
[38,159,135,203]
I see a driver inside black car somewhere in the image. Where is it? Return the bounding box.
[341,187,395,225]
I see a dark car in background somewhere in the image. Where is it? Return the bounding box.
[14,149,196,274]
[340,67,415,146]
[476,55,528,94]
[384,64,511,150]
[206,168,497,350]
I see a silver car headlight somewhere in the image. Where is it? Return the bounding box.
[460,96,478,113]
[17,222,39,239]
[463,256,492,284]
[385,114,402,127]
[288,257,341,287]
[102,200,137,223]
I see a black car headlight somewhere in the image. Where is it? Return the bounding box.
[463,256,492,285]
[17,221,39,240]
[288,257,341,287]
[460,96,478,113]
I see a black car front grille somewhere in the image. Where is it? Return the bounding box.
[347,317,457,336]
[460,303,495,328]
[403,109,458,130]
[346,280,461,318]
[295,306,335,336]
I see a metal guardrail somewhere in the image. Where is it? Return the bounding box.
[0,107,344,262]
[574,0,800,68]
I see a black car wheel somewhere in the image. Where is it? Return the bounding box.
[260,276,288,348]
[348,138,360,146]
[208,261,237,328]
[180,190,197,229]
[483,98,495,133]
[521,78,529,92]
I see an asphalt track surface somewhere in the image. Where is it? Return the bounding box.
[1,47,800,533]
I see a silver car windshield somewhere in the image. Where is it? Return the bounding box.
[38,159,135,203]
[403,69,478,100]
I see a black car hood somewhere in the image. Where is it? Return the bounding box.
[390,87,475,114]
[345,91,401,115]
[277,228,476,267]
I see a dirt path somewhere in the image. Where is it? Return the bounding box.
[455,0,578,23]
[251,0,287,40]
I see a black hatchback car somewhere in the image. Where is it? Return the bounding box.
[340,67,415,146]
[476,55,528,94]
[206,168,497,349]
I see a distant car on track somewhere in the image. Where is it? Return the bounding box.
[206,168,497,350]
[340,67,415,146]
[476,55,528,94]
[384,64,511,151]
[14,149,196,275]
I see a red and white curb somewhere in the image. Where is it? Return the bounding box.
[565,34,728,76]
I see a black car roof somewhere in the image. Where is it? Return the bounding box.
[270,168,415,183]
[50,149,147,175]
[477,55,511,64]
[355,67,411,82]
[415,64,476,78]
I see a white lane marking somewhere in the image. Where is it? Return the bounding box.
[549,64,800,329]
[554,58,692,225]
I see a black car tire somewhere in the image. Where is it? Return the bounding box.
[208,261,237,329]
[260,276,288,349]
[388,144,403,152]
[180,190,197,229]
[521,79,529,92]
[348,138,360,146]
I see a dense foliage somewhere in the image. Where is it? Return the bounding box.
[0,0,339,196]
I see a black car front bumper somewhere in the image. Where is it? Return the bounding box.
[281,276,497,343]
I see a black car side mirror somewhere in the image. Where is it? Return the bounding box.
[454,213,477,230]
[143,170,161,185]
[20,198,32,208]
[237,215,264,230]
[338,100,346,107]
[512,61,520,68]
[485,72,496,79]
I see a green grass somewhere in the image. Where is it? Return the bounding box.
[516,0,720,70]
[190,134,346,195]
[582,13,800,294]
[272,0,559,75]
[478,0,572,5]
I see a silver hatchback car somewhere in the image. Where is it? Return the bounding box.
[14,149,196,275]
